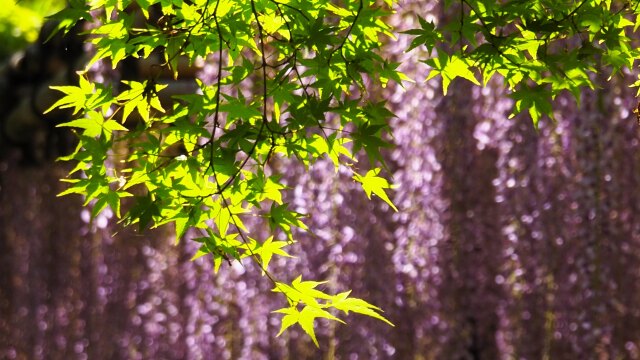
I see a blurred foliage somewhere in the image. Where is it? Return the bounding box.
[0,0,65,60]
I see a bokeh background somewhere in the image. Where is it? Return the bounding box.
[2,1,640,359]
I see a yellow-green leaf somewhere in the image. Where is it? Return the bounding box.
[352,168,398,211]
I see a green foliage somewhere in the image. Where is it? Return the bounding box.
[52,0,399,346]
[273,276,394,346]
[410,0,640,126]
[0,0,65,59]
[50,0,640,347]
[352,168,398,211]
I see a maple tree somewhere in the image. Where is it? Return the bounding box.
[49,0,640,345]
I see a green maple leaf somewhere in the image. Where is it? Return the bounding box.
[273,304,344,347]
[352,168,398,211]
[254,236,293,271]
[331,291,394,326]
